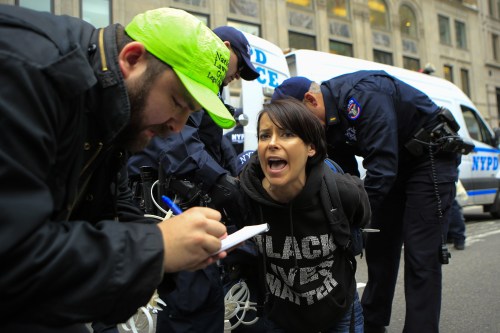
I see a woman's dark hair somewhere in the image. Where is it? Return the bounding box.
[257,98,327,166]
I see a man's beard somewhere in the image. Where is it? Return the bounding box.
[115,69,170,153]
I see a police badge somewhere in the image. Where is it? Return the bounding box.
[347,97,361,120]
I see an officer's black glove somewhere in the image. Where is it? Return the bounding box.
[208,173,246,225]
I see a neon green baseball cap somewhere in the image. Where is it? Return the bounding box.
[125,8,235,129]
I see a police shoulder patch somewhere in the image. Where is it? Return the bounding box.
[347,97,361,120]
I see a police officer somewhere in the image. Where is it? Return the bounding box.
[272,72,464,333]
[128,26,259,333]
[224,108,246,155]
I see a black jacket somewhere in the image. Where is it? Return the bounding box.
[128,110,236,191]
[239,155,370,332]
[0,6,164,330]
[321,70,440,212]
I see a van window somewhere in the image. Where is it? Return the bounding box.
[462,106,495,146]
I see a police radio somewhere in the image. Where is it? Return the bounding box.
[439,242,451,265]
[431,107,474,155]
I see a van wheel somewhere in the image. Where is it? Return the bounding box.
[484,192,500,219]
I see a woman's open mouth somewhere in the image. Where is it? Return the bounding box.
[268,158,287,171]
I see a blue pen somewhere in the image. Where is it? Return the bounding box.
[161,195,183,215]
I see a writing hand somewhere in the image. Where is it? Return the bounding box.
[157,207,227,272]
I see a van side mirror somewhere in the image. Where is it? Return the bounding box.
[493,127,500,148]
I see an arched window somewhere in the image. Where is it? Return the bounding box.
[369,0,389,30]
[327,0,350,19]
[287,0,313,9]
[400,4,417,38]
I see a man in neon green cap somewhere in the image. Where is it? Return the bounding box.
[0,5,234,333]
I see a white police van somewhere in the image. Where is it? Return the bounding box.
[286,49,500,216]
[223,32,290,152]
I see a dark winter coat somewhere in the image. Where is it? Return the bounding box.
[0,6,164,331]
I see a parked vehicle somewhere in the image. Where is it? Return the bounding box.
[222,31,290,151]
[286,49,500,216]
[225,33,500,217]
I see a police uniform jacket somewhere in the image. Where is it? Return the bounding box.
[128,109,236,192]
[0,6,164,330]
[321,70,441,212]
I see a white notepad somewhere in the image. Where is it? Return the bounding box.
[214,223,270,254]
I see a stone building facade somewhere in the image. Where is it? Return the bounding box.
[3,0,500,127]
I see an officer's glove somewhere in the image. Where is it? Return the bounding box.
[208,173,246,225]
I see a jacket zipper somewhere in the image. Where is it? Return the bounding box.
[65,142,105,219]
[98,28,108,71]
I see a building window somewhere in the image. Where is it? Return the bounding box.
[438,15,451,45]
[443,65,453,82]
[329,40,353,57]
[287,0,313,9]
[192,13,209,26]
[17,0,52,12]
[460,68,470,97]
[373,49,393,65]
[230,0,259,18]
[493,33,499,61]
[488,0,495,16]
[399,4,417,38]
[81,0,110,28]
[228,20,260,36]
[327,0,349,18]
[369,0,389,30]
[289,31,316,50]
[173,0,207,6]
[403,56,420,72]
[455,20,467,49]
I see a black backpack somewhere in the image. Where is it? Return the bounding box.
[321,159,365,258]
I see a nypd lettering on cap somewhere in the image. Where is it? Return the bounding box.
[347,97,361,120]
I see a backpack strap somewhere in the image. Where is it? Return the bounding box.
[324,158,344,174]
[321,163,352,251]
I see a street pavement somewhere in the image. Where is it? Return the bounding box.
[355,205,500,333]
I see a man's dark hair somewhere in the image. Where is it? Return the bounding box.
[257,98,327,167]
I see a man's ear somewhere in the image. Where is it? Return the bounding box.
[118,42,148,79]
[304,92,318,107]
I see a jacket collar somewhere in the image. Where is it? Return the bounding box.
[321,84,340,126]
[87,24,130,144]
